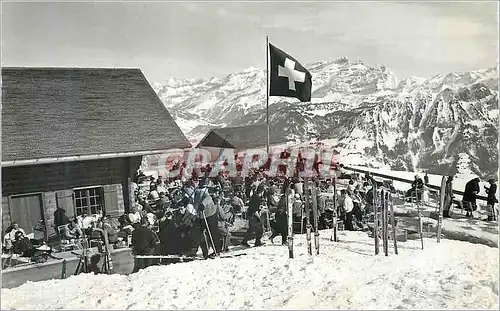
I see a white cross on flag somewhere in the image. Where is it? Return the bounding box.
[269,43,312,102]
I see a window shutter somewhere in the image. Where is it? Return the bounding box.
[56,190,75,220]
[2,196,11,236]
[103,184,124,218]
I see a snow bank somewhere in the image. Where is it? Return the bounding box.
[2,232,498,310]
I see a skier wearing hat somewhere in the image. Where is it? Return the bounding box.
[241,183,266,247]
[192,180,220,258]
[485,179,498,221]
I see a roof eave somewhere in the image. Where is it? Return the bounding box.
[1,147,191,168]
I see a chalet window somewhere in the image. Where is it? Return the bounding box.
[74,187,104,216]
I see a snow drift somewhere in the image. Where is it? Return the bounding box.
[2,232,498,310]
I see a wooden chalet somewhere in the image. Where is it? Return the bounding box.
[1,67,191,238]
[196,123,287,158]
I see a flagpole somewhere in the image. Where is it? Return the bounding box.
[266,35,270,155]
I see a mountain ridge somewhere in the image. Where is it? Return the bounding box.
[152,59,498,179]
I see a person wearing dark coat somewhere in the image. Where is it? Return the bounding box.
[485,179,498,221]
[365,187,374,214]
[269,190,289,245]
[87,254,101,275]
[406,175,424,201]
[12,231,35,258]
[173,204,200,255]
[155,193,170,212]
[462,177,480,218]
[131,218,157,273]
[54,207,70,228]
[138,197,155,214]
[241,184,265,247]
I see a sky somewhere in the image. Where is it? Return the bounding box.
[2,1,498,83]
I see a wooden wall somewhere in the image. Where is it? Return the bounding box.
[2,157,141,196]
[1,156,141,236]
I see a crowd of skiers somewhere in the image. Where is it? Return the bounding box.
[5,165,496,273]
[127,167,390,269]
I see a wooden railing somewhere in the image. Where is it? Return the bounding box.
[342,165,489,202]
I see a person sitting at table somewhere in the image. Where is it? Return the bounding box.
[59,221,81,241]
[12,231,35,258]
[128,204,144,225]
[69,219,84,238]
[3,222,27,251]
[77,212,95,235]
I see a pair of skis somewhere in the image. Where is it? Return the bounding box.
[304,177,320,256]
[330,177,338,242]
[414,190,424,250]
[287,176,321,259]
[374,182,398,256]
[437,176,446,243]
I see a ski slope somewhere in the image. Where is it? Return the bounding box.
[2,231,498,310]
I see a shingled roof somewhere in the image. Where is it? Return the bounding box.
[196,123,286,150]
[2,67,191,163]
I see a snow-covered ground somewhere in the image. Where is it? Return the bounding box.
[2,232,498,310]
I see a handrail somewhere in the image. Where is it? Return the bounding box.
[342,165,489,202]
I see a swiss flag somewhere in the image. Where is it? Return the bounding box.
[269,43,312,102]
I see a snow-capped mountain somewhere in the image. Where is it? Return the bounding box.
[153,58,498,179]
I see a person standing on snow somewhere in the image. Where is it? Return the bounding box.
[443,175,454,218]
[462,177,480,219]
[269,182,291,245]
[193,182,220,258]
[241,184,266,247]
[131,218,157,273]
[341,190,355,231]
[485,178,498,221]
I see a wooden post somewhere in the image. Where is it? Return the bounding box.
[61,259,67,279]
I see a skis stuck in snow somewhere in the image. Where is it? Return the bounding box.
[304,177,313,256]
[286,186,294,259]
[389,191,398,255]
[437,175,446,243]
[311,180,320,255]
[373,180,379,255]
[371,181,398,256]
[330,177,338,242]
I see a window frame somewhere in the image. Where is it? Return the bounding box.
[73,186,104,217]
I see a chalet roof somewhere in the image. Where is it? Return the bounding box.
[196,123,286,150]
[2,67,191,163]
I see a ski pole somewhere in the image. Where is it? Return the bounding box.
[202,211,218,257]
